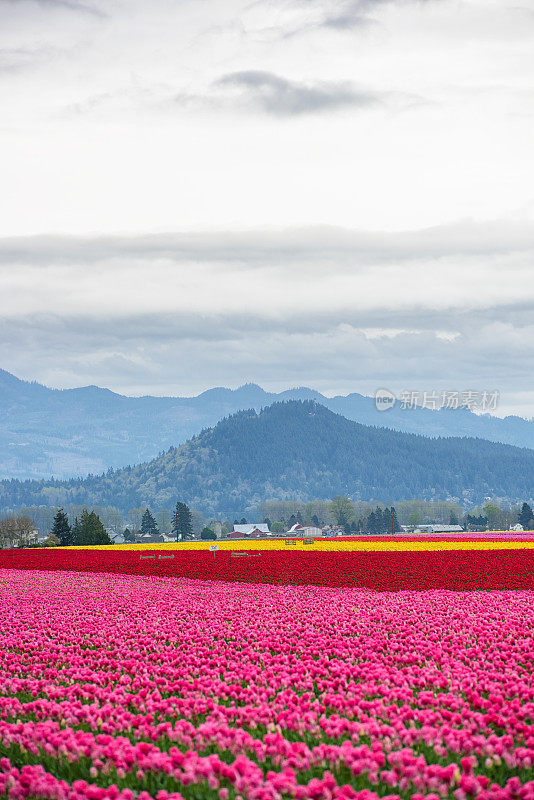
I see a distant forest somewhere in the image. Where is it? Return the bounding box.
[3,497,530,540]
[0,401,533,517]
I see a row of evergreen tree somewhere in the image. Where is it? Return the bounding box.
[262,504,401,534]
[50,500,197,545]
[40,499,534,546]
[51,508,112,546]
[127,502,195,540]
[354,507,402,534]
[466,502,534,531]
[265,501,534,532]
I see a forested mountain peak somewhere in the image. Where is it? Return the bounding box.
[1,399,533,517]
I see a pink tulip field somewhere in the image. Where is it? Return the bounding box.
[1,569,534,800]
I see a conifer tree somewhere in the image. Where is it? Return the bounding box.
[172,501,193,541]
[72,509,112,545]
[123,527,135,542]
[373,507,382,533]
[519,502,534,530]
[140,508,159,536]
[51,508,72,546]
[386,506,401,534]
[87,510,112,544]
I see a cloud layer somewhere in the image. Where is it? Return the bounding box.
[1,220,533,416]
[213,71,382,115]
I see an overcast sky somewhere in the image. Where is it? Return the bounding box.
[1,0,533,416]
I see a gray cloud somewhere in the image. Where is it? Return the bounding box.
[0,45,64,73]
[1,218,533,412]
[1,310,534,415]
[213,70,382,115]
[0,47,37,73]
[319,0,438,31]
[39,0,102,12]
[3,0,106,16]
[254,0,438,39]
[1,303,532,343]
[318,0,389,30]
[1,219,532,266]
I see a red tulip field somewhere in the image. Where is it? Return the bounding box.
[1,568,533,800]
[2,538,534,590]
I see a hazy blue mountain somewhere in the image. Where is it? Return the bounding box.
[1,368,533,480]
[1,401,533,517]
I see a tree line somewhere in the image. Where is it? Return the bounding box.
[255,497,534,532]
[0,516,36,549]
[46,508,112,546]
[464,501,534,531]
[41,500,198,547]
[3,497,534,548]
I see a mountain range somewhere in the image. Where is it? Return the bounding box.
[1,368,533,481]
[1,400,533,517]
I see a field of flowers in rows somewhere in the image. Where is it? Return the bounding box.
[0,570,534,800]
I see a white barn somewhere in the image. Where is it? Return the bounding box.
[414,525,464,533]
[231,523,270,536]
